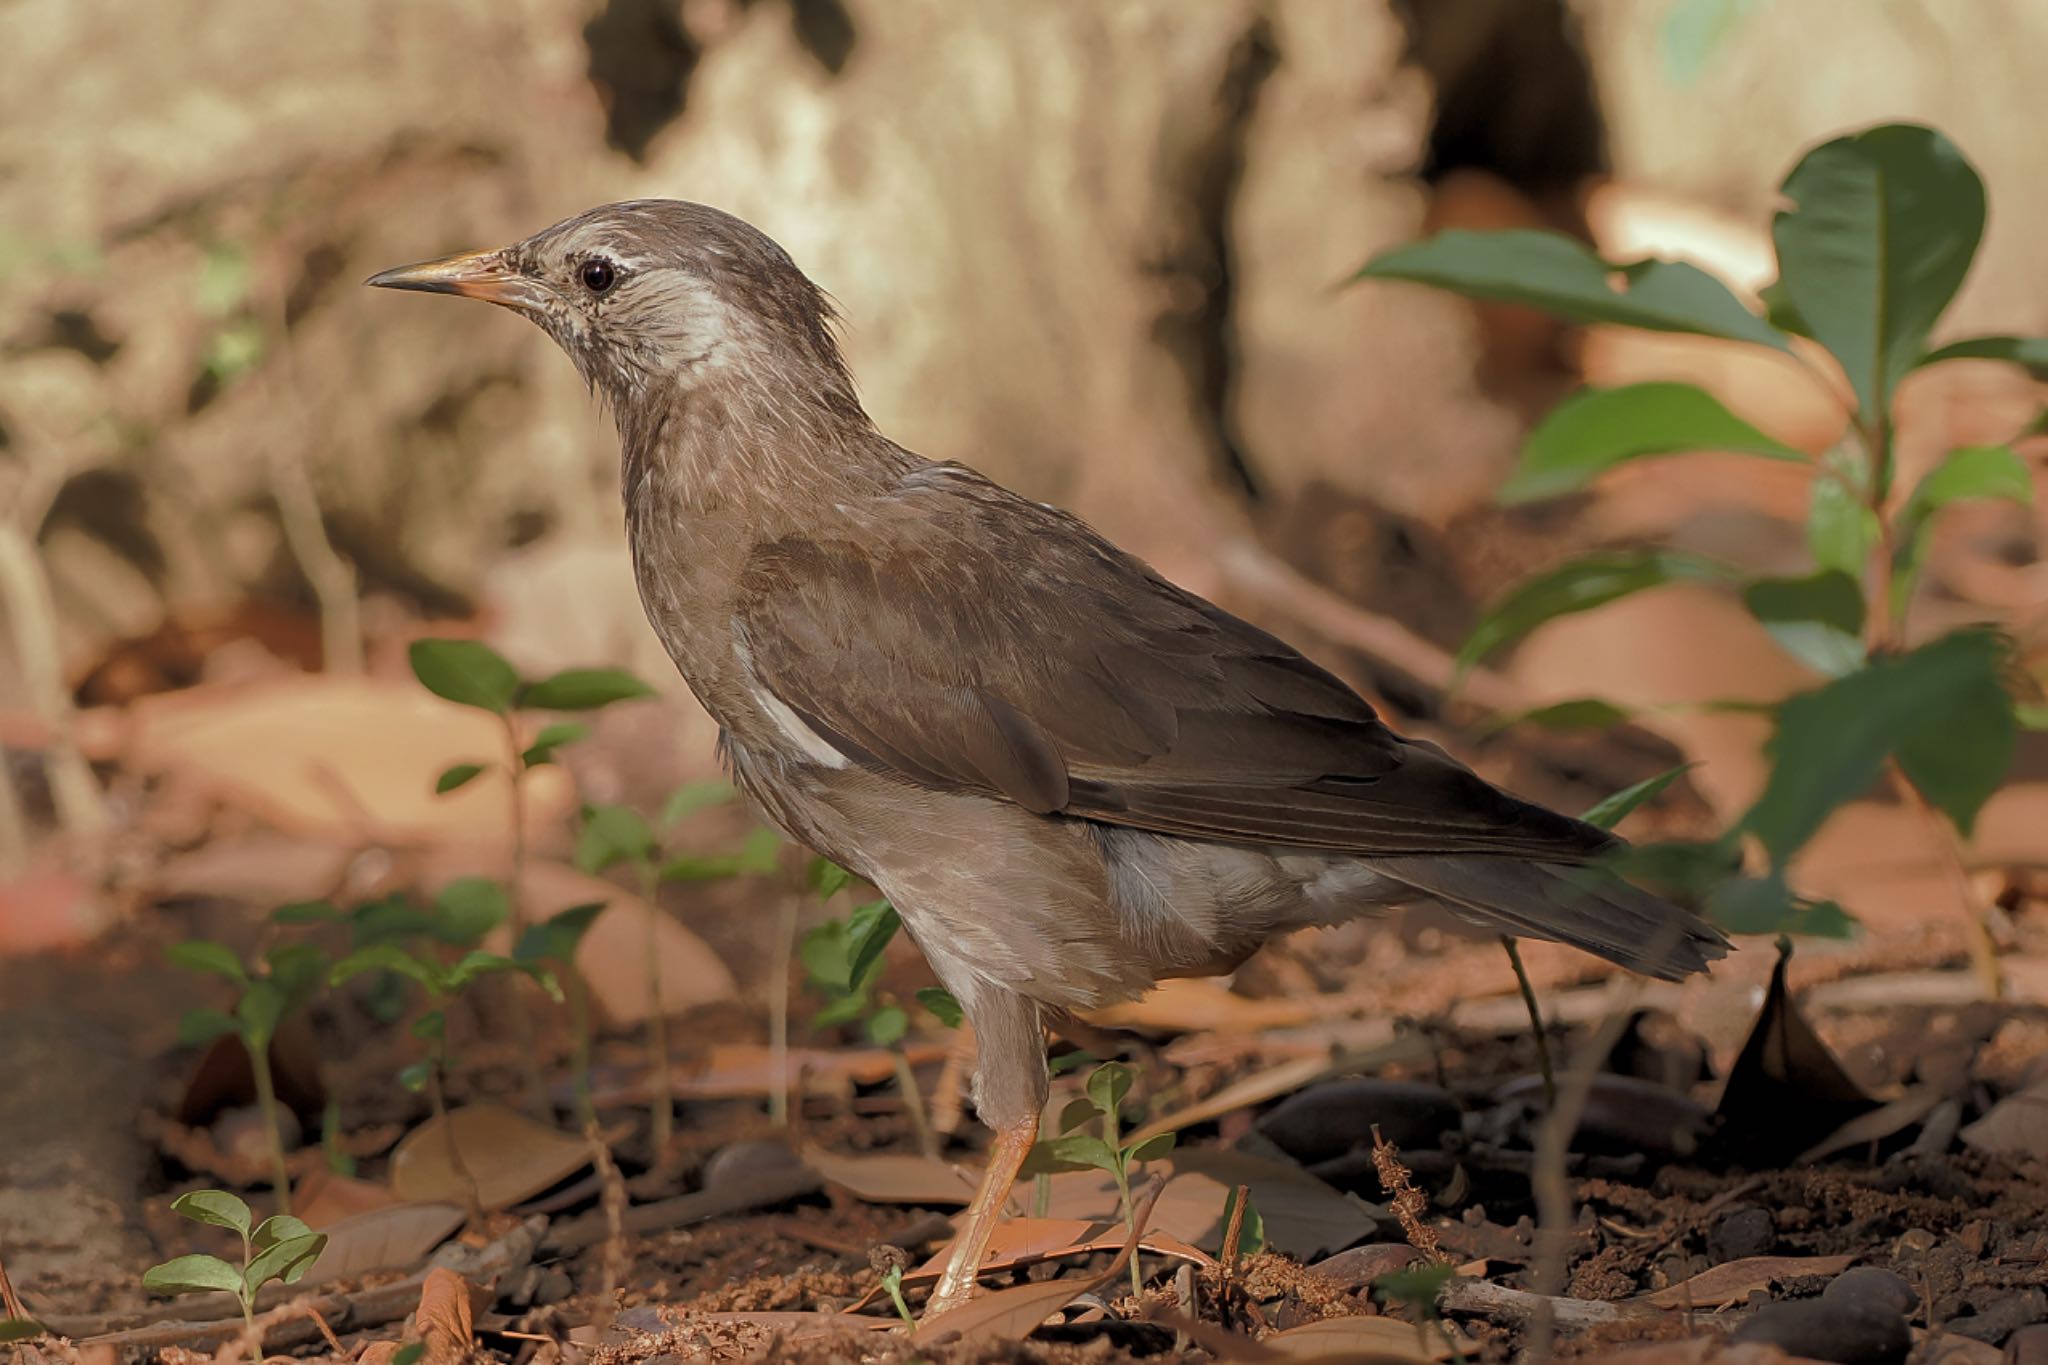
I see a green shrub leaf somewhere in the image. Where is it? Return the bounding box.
[1806,449,1881,576]
[1580,763,1695,832]
[244,1231,326,1294]
[1485,698,1634,734]
[0,1320,48,1344]
[1086,1061,1134,1117]
[914,986,963,1028]
[167,941,248,984]
[1706,874,1856,938]
[811,858,856,898]
[576,804,658,874]
[1743,628,2015,860]
[142,1254,246,1299]
[1773,123,1986,427]
[865,1004,909,1047]
[660,779,737,827]
[520,668,656,711]
[408,639,519,714]
[398,1061,433,1093]
[1220,1186,1265,1257]
[1020,1134,1120,1177]
[178,1008,241,1047]
[515,902,608,964]
[1125,1132,1177,1164]
[1358,229,1788,350]
[1894,444,2034,609]
[1920,334,2048,373]
[169,1189,253,1236]
[520,721,590,768]
[331,944,445,994]
[1461,550,1735,669]
[1742,570,1867,676]
[435,763,486,794]
[1503,382,1803,504]
[434,877,510,944]
[844,900,900,992]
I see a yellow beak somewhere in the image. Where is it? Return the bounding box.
[365,249,544,311]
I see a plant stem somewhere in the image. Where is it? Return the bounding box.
[1499,937,1555,1108]
[425,1053,483,1225]
[768,890,798,1128]
[638,861,673,1161]
[568,973,595,1130]
[499,721,547,1115]
[246,1038,294,1217]
[890,1047,937,1157]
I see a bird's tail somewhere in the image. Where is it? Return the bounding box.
[1371,854,1729,982]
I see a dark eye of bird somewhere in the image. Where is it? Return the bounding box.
[579,258,618,295]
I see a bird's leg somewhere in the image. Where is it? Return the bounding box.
[923,985,1047,1321]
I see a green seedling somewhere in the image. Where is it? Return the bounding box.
[1019,1061,1176,1301]
[879,1264,914,1327]
[576,793,765,1157]
[0,1319,48,1344]
[513,902,608,1127]
[331,914,558,1219]
[800,880,962,1156]
[1372,1262,1463,1364]
[142,1190,327,1345]
[169,940,327,1215]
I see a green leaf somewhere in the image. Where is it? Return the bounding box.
[410,1009,446,1041]
[1706,874,1856,938]
[236,980,287,1048]
[142,1254,247,1299]
[252,1214,317,1250]
[1757,277,1811,338]
[167,940,248,984]
[915,986,963,1028]
[1484,697,1633,734]
[272,900,342,925]
[169,1189,253,1236]
[844,900,900,992]
[516,902,607,963]
[178,1008,241,1047]
[658,852,740,883]
[1894,444,2034,609]
[1807,448,1880,576]
[736,827,783,874]
[800,921,852,990]
[445,950,559,998]
[1219,1186,1265,1258]
[1773,123,1986,427]
[659,779,737,827]
[1125,1132,1177,1164]
[519,667,655,711]
[347,895,439,948]
[1580,763,1695,832]
[1357,229,1789,350]
[0,1319,49,1344]
[1744,628,2016,860]
[408,639,519,715]
[391,1345,426,1365]
[1374,1262,1457,1311]
[434,762,486,794]
[434,877,510,944]
[1019,1134,1120,1177]
[1742,570,1867,676]
[520,721,589,768]
[811,858,855,899]
[1086,1061,1134,1118]
[244,1232,327,1294]
[265,943,328,1001]
[1502,382,1804,504]
[575,804,657,874]
[1057,1096,1099,1135]
[810,991,870,1029]
[1919,334,2048,374]
[398,1061,433,1093]
[1460,550,1734,669]
[331,944,445,995]
[865,1005,909,1047]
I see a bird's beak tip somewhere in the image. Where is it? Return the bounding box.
[364,249,530,305]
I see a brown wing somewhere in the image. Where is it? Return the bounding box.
[737,463,1609,860]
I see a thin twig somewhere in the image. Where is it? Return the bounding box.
[585,1122,627,1317]
[768,889,799,1128]
[1499,936,1556,1108]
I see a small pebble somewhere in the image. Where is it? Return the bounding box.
[1949,1288,2048,1346]
[1708,1205,1776,1262]
[1821,1266,1918,1320]
[702,1136,806,1186]
[1255,1079,1461,1163]
[1731,1298,1912,1365]
[2006,1323,2048,1365]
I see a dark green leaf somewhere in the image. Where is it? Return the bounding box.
[435,762,486,794]
[1374,1261,1456,1310]
[1894,444,2034,609]
[1484,697,1633,734]
[408,639,519,715]
[391,1345,426,1365]
[272,900,341,925]
[915,986,963,1028]
[410,1009,446,1041]
[519,668,655,711]
[736,827,783,874]
[236,980,286,1047]
[811,992,870,1029]
[1744,628,2015,860]
[865,1005,908,1047]
[1579,763,1695,832]
[331,944,444,995]
[1048,1050,1097,1077]
[1019,1133,1119,1177]
[251,1214,317,1251]
[520,721,590,768]
[1757,277,1811,338]
[1920,334,2048,374]
[659,779,737,827]
[1086,1061,1134,1117]
[347,895,439,948]
[1706,875,1856,938]
[1357,229,1789,350]
[445,950,560,998]
[169,1189,253,1236]
[1460,550,1734,669]
[658,852,740,883]
[1605,837,1742,901]
[244,1231,326,1293]
[142,1254,246,1299]
[1742,570,1867,676]
[265,943,328,1002]
[1057,1096,1099,1135]
[844,900,900,992]
[1807,448,1880,576]
[434,877,510,944]
[1773,123,1986,426]
[0,1320,49,1344]
[516,901,607,964]
[576,804,657,874]
[398,1061,433,1093]
[167,940,248,984]
[1125,1132,1177,1164]
[800,922,852,990]
[1502,382,1804,504]
[178,1008,241,1047]
[811,858,855,898]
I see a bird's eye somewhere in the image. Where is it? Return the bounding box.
[578,258,618,295]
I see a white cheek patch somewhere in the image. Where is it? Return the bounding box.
[634,273,737,373]
[750,684,850,769]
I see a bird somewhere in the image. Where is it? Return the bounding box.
[368,200,1727,1318]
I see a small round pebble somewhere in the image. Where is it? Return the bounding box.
[1708,1205,1776,1262]
[1821,1266,1918,1320]
[1731,1298,1912,1365]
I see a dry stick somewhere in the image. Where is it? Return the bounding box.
[891,1047,939,1158]
[768,889,800,1128]
[1499,936,1556,1108]
[0,1243,30,1321]
[424,1061,484,1226]
[0,525,103,843]
[247,1038,295,1217]
[585,1122,628,1315]
[639,860,675,1162]
[498,716,549,1117]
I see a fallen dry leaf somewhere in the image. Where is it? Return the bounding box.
[304,1202,465,1284]
[293,1170,398,1226]
[127,676,575,845]
[389,1104,590,1211]
[800,1145,975,1205]
[414,1267,474,1365]
[849,1217,1216,1312]
[1260,1312,1465,1361]
[1032,1150,1373,1260]
[638,1041,951,1101]
[418,851,737,1022]
[151,832,356,908]
[1959,1079,2048,1160]
[1638,1254,1856,1310]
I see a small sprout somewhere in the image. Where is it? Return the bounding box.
[0,1319,49,1344]
[515,902,608,1126]
[1372,1262,1463,1362]
[435,762,485,794]
[1020,1061,1175,1300]
[880,1264,913,1327]
[143,1191,327,1341]
[659,778,738,829]
[914,986,963,1028]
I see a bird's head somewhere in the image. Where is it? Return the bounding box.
[367,200,855,416]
